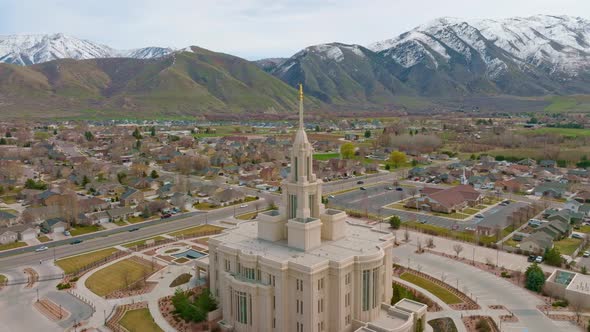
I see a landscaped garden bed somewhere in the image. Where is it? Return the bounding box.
[462,315,499,332]
[158,286,219,332]
[394,266,479,310]
[428,317,458,332]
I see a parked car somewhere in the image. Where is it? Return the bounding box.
[451,224,459,230]
[161,213,172,219]
[535,256,543,263]
[360,187,366,191]
[240,204,248,208]
[328,195,335,198]
[70,239,83,245]
[357,180,364,184]
[572,233,584,239]
[128,227,140,232]
[583,251,590,258]
[396,187,403,191]
[63,230,71,236]
[35,246,49,252]
[386,186,394,190]
[527,255,536,262]
[475,214,485,218]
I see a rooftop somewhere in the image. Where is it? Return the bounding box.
[210,218,393,268]
[567,272,590,295]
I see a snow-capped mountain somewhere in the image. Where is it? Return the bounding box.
[272,15,590,101]
[0,33,173,65]
[368,15,590,77]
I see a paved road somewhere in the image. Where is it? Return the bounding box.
[0,203,263,271]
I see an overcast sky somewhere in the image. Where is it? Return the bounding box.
[1,0,589,60]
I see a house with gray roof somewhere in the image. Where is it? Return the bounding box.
[520,231,554,254]
[533,182,568,198]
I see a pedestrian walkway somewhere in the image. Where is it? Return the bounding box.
[393,242,579,332]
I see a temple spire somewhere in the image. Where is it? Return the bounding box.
[298,83,304,129]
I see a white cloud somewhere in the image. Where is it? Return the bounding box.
[0,0,589,59]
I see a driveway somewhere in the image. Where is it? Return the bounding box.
[392,244,578,332]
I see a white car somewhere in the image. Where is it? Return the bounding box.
[240,204,248,208]
[35,246,49,252]
[535,256,543,263]
[584,251,590,258]
[328,195,335,198]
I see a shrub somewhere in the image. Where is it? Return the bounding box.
[56,282,71,290]
[475,318,491,332]
[70,276,79,282]
[552,299,569,307]
[500,271,511,278]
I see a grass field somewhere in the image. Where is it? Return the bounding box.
[544,95,590,113]
[554,238,583,256]
[69,225,104,236]
[0,241,27,251]
[519,127,590,138]
[38,235,52,243]
[122,236,166,248]
[85,258,158,297]
[400,272,462,304]
[118,308,163,332]
[313,152,340,161]
[579,225,590,233]
[56,248,119,274]
[387,203,470,220]
[114,220,128,226]
[0,274,6,283]
[168,224,224,238]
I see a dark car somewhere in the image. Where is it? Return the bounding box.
[161,213,172,219]
[128,227,140,232]
[360,187,366,190]
[527,255,536,262]
[357,180,364,184]
[396,187,403,191]
[70,239,83,245]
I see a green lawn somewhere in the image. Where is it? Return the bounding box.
[69,225,104,236]
[401,221,497,245]
[518,127,590,138]
[0,275,6,283]
[119,308,163,332]
[113,219,128,226]
[122,236,166,248]
[56,248,119,274]
[579,225,590,233]
[554,238,583,256]
[0,241,27,251]
[38,236,52,243]
[169,224,224,237]
[387,203,469,220]
[127,216,149,224]
[85,258,158,297]
[400,272,462,305]
[313,153,340,161]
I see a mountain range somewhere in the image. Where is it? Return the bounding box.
[2,15,590,117]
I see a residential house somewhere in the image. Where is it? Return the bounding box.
[494,179,522,193]
[520,231,554,253]
[15,226,38,241]
[170,192,193,210]
[405,185,483,214]
[0,210,18,227]
[120,187,144,206]
[574,191,590,203]
[211,188,246,206]
[41,218,67,234]
[540,160,557,168]
[546,209,585,226]
[538,219,571,240]
[0,230,18,245]
[533,182,568,198]
[86,211,110,224]
[107,207,136,221]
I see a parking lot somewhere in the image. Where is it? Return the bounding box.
[328,182,530,231]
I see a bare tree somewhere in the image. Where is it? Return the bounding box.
[426,237,435,248]
[416,238,423,253]
[453,244,464,258]
[404,229,410,242]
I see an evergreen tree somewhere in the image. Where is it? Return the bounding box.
[525,263,545,292]
[364,129,371,138]
[150,126,156,136]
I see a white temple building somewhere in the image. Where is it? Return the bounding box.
[208,85,426,332]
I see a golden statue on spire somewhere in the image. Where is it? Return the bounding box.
[298,83,304,129]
